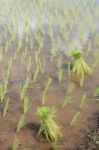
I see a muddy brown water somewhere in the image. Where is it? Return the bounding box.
[0,45,99,150]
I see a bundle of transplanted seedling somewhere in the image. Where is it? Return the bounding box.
[72,50,92,86]
[37,106,62,142]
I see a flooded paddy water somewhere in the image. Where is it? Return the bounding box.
[0,0,99,149]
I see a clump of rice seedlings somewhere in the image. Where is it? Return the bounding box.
[79,94,87,109]
[62,82,75,107]
[57,55,63,83]
[42,78,52,105]
[72,50,92,86]
[37,106,62,141]
[3,98,9,118]
[20,75,31,101]
[16,114,26,133]
[23,97,31,114]
[12,137,21,150]
[70,111,80,126]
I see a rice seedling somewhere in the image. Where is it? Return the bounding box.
[58,67,63,83]
[62,95,72,108]
[38,0,44,12]
[34,31,41,46]
[34,51,39,66]
[12,137,21,150]
[50,43,55,62]
[57,55,63,83]
[33,66,39,82]
[20,75,31,101]
[48,12,53,43]
[72,50,92,86]
[18,36,22,52]
[79,94,87,109]
[38,39,43,55]
[62,82,75,107]
[49,25,53,42]
[68,61,71,78]
[37,8,42,23]
[93,87,99,98]
[5,41,10,53]
[67,82,76,95]
[21,47,28,65]
[25,25,30,44]
[6,57,13,80]
[0,49,3,64]
[92,53,99,69]
[0,79,8,102]
[22,97,31,114]
[27,57,32,72]
[30,38,33,50]
[86,41,91,57]
[33,51,43,81]
[38,58,43,73]
[42,78,52,105]
[55,8,62,30]
[37,106,62,141]
[70,111,80,126]
[42,60,45,74]
[90,0,96,9]
[3,98,9,118]
[16,114,26,133]
[14,49,18,60]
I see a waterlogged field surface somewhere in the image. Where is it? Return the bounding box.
[0,0,99,150]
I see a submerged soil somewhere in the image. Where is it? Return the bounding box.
[76,113,99,150]
[0,45,99,150]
